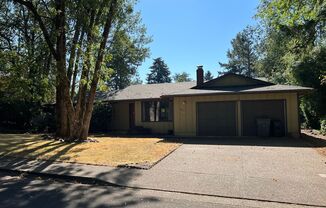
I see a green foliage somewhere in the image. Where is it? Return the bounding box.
[320,117,326,135]
[108,29,150,89]
[130,72,143,85]
[293,47,326,128]
[106,1,151,90]
[173,72,192,82]
[30,105,56,133]
[219,26,259,77]
[0,101,112,133]
[0,3,55,104]
[146,57,172,84]
[0,101,55,133]
[257,0,325,48]
[89,102,112,133]
[258,0,323,26]
[204,70,214,81]
[255,0,326,129]
[1,0,150,138]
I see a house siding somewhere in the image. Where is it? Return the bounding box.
[110,100,173,134]
[134,101,173,134]
[173,92,299,138]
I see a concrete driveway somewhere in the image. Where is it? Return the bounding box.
[131,137,326,207]
[1,137,325,207]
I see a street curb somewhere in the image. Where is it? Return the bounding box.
[1,166,325,208]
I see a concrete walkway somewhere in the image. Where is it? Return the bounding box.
[0,137,326,207]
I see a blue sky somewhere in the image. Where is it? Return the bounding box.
[135,0,259,81]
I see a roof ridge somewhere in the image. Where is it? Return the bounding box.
[130,81,196,87]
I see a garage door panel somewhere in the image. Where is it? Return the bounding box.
[197,101,237,136]
[242,100,286,136]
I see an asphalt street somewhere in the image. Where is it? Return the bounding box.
[0,171,318,208]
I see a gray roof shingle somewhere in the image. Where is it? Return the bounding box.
[99,73,313,101]
[162,84,313,97]
[98,81,196,101]
[99,82,312,101]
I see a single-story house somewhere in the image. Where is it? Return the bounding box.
[101,66,312,138]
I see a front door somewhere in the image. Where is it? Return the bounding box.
[129,103,135,129]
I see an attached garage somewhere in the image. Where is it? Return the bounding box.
[241,100,286,136]
[197,101,237,136]
[106,70,312,138]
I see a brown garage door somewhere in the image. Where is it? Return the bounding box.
[197,101,237,136]
[241,100,286,136]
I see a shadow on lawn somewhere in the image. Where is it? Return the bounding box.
[0,134,159,207]
[0,134,73,161]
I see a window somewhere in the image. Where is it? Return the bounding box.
[142,100,173,122]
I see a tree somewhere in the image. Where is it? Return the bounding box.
[107,10,151,90]
[146,57,172,84]
[204,70,214,81]
[219,26,259,77]
[255,29,290,84]
[0,2,55,104]
[8,0,145,140]
[256,0,326,129]
[0,1,56,131]
[173,72,192,82]
[257,0,325,50]
[130,72,143,85]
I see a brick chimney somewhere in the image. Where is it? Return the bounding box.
[196,65,204,86]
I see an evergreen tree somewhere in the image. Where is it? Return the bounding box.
[219,26,259,77]
[204,70,214,81]
[146,58,172,83]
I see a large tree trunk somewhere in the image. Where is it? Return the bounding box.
[54,0,75,139]
[15,0,118,141]
[79,0,118,139]
[56,83,69,137]
[55,0,69,138]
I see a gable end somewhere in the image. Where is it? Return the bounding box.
[193,73,274,89]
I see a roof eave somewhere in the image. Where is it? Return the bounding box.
[161,88,314,98]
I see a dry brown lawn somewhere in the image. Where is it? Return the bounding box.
[0,134,180,168]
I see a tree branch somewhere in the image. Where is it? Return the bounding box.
[13,0,57,59]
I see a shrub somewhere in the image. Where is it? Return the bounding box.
[320,117,326,136]
[0,101,36,132]
[0,101,111,134]
[89,102,112,133]
[30,104,55,133]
